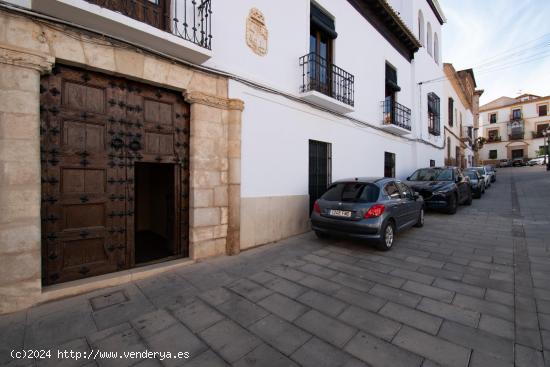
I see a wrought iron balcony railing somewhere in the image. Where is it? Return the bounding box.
[509,133,525,141]
[381,98,412,131]
[487,135,501,143]
[533,131,546,139]
[299,52,355,107]
[84,0,212,50]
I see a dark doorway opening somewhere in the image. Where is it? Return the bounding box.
[309,139,332,213]
[135,163,178,264]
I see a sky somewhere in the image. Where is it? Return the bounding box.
[439,0,550,105]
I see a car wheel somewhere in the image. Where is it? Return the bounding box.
[446,194,458,214]
[314,231,330,240]
[482,184,485,194]
[414,207,424,228]
[474,188,482,199]
[376,221,395,251]
[464,190,473,206]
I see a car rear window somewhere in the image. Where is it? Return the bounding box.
[465,171,477,180]
[321,183,380,203]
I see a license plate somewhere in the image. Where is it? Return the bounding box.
[329,209,352,218]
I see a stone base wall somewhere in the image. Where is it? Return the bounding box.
[240,195,310,250]
[0,9,243,314]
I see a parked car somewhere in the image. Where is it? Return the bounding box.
[471,166,491,188]
[512,158,526,167]
[485,165,496,182]
[528,155,548,166]
[499,159,512,167]
[406,167,472,214]
[464,169,485,198]
[311,178,424,251]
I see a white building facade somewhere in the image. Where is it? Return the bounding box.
[479,94,550,163]
[442,64,481,169]
[0,0,452,312]
[208,0,448,249]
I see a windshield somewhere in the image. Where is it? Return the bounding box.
[475,168,485,175]
[465,171,478,180]
[321,182,380,203]
[409,168,453,181]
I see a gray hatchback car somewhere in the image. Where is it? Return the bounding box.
[310,178,424,250]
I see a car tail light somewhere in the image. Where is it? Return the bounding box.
[364,204,385,218]
[313,200,321,213]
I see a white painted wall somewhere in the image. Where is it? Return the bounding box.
[232,80,419,198]
[206,0,414,126]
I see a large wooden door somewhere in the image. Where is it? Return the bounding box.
[40,65,189,285]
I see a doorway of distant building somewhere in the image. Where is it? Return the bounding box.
[511,149,524,159]
[134,163,179,265]
[309,140,332,212]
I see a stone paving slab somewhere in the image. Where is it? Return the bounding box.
[2,167,550,366]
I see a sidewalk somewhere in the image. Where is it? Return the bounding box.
[1,166,550,367]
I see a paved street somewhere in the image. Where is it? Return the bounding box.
[2,166,550,367]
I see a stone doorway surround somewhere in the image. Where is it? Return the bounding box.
[0,9,243,314]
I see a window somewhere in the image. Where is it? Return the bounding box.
[426,22,432,56]
[539,104,548,116]
[488,129,499,141]
[430,159,436,167]
[489,150,497,159]
[536,123,549,138]
[428,92,440,135]
[489,113,497,124]
[512,108,521,120]
[418,10,425,46]
[396,182,413,199]
[384,63,401,124]
[448,98,454,127]
[322,183,380,203]
[309,3,336,95]
[384,182,400,199]
[384,152,395,178]
[433,33,439,64]
[447,137,451,159]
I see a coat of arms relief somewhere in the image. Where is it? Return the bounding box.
[246,8,268,56]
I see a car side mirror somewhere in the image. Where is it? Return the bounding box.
[406,177,410,181]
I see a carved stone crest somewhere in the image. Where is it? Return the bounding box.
[246,8,268,56]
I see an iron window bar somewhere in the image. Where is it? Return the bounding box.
[83,0,212,50]
[299,52,355,107]
[381,98,411,131]
[427,92,441,136]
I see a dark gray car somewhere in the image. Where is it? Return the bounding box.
[310,178,424,251]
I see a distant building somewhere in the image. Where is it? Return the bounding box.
[479,94,550,163]
[443,64,483,168]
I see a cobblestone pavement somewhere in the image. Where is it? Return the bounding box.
[2,166,550,367]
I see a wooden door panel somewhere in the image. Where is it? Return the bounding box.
[41,64,189,284]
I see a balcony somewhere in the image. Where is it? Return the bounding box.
[486,135,501,143]
[32,0,212,63]
[461,126,473,144]
[380,98,411,135]
[299,52,355,114]
[509,133,525,141]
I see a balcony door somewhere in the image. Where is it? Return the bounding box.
[86,0,171,31]
[309,4,336,96]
